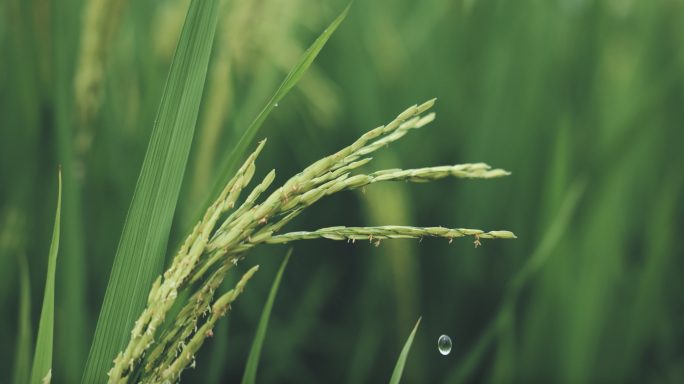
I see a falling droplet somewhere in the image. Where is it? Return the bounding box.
[275,103,278,107]
[438,335,452,355]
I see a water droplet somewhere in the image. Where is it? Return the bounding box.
[438,335,452,355]
[275,103,278,107]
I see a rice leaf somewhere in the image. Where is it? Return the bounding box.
[195,1,354,229]
[28,169,61,384]
[389,317,422,384]
[13,253,33,384]
[80,0,222,382]
[241,248,293,384]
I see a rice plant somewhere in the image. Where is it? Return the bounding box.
[10,1,515,382]
[5,0,682,382]
[105,99,515,383]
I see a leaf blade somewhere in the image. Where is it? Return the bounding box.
[13,253,33,384]
[29,169,61,384]
[197,2,354,228]
[81,0,222,382]
[241,248,293,384]
[389,317,422,384]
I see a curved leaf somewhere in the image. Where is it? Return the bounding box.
[192,2,354,233]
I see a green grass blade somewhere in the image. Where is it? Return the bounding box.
[196,2,354,229]
[389,317,422,384]
[81,0,222,382]
[13,253,33,384]
[241,248,293,384]
[28,169,61,384]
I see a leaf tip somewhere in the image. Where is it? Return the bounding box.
[42,368,52,384]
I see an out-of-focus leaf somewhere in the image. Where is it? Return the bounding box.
[241,248,293,384]
[443,177,588,384]
[28,169,61,384]
[389,317,422,384]
[13,253,33,384]
[81,0,222,382]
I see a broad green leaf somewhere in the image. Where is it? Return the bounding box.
[13,253,33,384]
[389,317,422,384]
[29,169,61,384]
[241,248,293,384]
[81,0,222,382]
[191,2,354,233]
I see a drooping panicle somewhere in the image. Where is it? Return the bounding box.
[114,99,516,384]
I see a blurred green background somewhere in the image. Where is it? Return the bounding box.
[2,0,684,383]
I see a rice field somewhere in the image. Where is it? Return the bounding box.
[1,0,683,383]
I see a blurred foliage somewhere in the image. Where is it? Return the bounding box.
[2,0,684,383]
